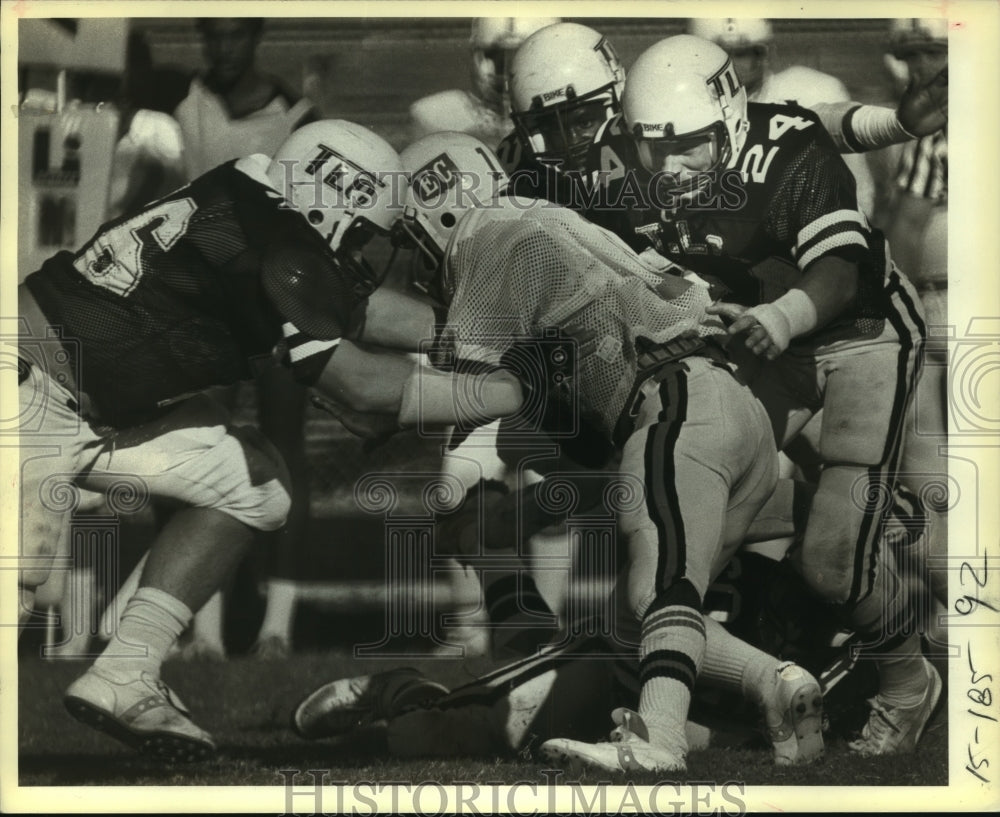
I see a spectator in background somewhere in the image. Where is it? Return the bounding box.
[173,17,318,660]
[106,31,188,219]
[174,18,315,178]
[409,17,560,147]
[882,19,948,331]
[688,18,876,218]
[882,19,949,620]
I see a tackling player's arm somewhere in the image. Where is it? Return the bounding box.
[350,285,444,351]
[259,233,522,433]
[813,64,947,152]
[313,340,524,431]
[709,128,868,360]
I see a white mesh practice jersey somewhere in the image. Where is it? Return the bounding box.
[442,198,727,443]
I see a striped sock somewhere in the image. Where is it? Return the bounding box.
[638,600,706,756]
[94,587,192,680]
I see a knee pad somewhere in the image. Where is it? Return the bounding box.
[214,425,292,532]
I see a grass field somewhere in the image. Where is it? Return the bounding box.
[18,649,948,789]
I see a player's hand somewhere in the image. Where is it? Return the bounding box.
[309,392,399,439]
[707,302,788,361]
[896,65,948,137]
[705,301,749,323]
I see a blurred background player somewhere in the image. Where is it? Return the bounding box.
[172,18,318,660]
[688,18,876,218]
[882,18,950,639]
[409,16,560,146]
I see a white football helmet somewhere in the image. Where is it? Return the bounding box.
[509,22,626,171]
[268,120,407,255]
[397,131,510,299]
[888,18,948,57]
[688,18,772,95]
[470,17,561,109]
[687,18,773,50]
[623,35,748,197]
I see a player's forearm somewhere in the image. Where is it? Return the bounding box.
[313,339,414,414]
[397,367,524,428]
[797,256,859,329]
[814,102,916,154]
[353,286,444,351]
[315,339,523,428]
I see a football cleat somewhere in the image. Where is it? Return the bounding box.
[64,668,216,762]
[291,668,450,740]
[848,658,943,755]
[539,707,686,776]
[764,662,825,766]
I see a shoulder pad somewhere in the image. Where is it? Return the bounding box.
[764,66,850,107]
[410,90,483,138]
[594,112,625,144]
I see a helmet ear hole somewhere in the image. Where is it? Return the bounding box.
[441,212,457,228]
[307,210,324,226]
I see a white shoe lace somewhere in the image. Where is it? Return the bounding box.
[855,697,902,748]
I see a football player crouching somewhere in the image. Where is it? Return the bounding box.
[293,131,825,774]
[19,120,524,762]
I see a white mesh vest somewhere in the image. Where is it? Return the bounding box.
[443,199,727,443]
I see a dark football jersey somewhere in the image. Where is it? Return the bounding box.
[25,157,366,426]
[495,130,593,210]
[584,102,889,334]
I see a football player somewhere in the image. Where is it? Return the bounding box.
[497,20,946,209]
[295,132,825,773]
[584,35,939,756]
[409,16,560,146]
[473,18,948,655]
[407,17,561,656]
[17,120,523,761]
[687,18,876,216]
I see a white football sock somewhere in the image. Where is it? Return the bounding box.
[876,633,928,706]
[700,615,782,709]
[257,578,297,642]
[93,586,192,679]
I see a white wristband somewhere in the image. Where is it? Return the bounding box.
[748,289,819,354]
[847,105,916,150]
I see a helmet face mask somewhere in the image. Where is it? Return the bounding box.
[513,90,617,172]
[509,23,626,172]
[638,126,725,205]
[623,36,748,202]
